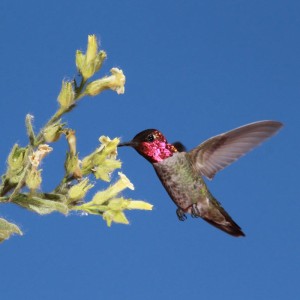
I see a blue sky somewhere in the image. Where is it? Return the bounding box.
[0,0,299,299]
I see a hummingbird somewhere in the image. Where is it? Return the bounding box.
[118,120,283,237]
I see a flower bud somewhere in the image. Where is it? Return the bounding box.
[7,145,28,176]
[94,51,107,74]
[65,152,82,179]
[76,35,107,80]
[25,168,42,190]
[68,178,94,203]
[107,198,153,211]
[126,200,153,210]
[43,120,65,143]
[75,50,85,74]
[57,81,75,109]
[86,34,98,65]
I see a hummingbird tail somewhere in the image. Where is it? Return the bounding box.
[200,197,246,237]
[203,216,245,237]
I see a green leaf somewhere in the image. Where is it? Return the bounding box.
[13,194,69,215]
[0,218,23,243]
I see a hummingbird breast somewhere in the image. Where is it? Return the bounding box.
[153,152,206,211]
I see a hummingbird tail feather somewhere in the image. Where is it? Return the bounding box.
[203,216,245,237]
[200,197,245,237]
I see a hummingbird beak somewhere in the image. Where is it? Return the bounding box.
[118,141,136,147]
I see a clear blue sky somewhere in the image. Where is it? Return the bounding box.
[1,1,299,299]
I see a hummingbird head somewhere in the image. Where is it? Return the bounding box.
[118,129,178,163]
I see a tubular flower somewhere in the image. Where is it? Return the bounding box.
[85,68,125,96]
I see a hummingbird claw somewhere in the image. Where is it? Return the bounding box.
[176,208,187,221]
[191,203,201,218]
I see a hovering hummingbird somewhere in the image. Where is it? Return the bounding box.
[118,120,283,237]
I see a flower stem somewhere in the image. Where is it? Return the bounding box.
[4,76,88,200]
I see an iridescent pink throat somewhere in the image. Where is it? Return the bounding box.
[137,140,178,163]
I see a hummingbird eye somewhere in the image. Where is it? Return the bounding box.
[146,134,155,142]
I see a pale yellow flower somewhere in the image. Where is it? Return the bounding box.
[85,68,126,96]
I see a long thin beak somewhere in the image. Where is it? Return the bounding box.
[118,141,134,147]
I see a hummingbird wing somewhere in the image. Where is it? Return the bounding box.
[172,141,186,152]
[188,120,283,180]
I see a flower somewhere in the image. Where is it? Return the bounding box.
[72,172,153,227]
[103,210,129,227]
[85,68,126,96]
[65,130,77,155]
[28,144,53,168]
[76,35,107,80]
[81,136,121,180]
[91,172,134,205]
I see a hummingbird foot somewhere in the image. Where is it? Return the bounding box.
[176,208,187,221]
[191,203,201,218]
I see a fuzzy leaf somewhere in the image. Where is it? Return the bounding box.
[0,218,23,243]
[13,194,68,215]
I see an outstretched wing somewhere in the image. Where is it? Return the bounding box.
[188,120,283,180]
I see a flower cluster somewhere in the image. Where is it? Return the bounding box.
[0,35,152,244]
[74,173,152,226]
